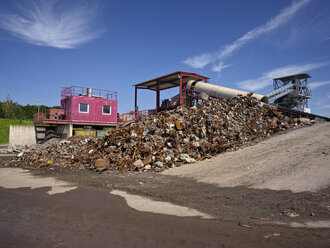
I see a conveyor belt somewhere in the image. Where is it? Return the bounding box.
[277,106,330,121]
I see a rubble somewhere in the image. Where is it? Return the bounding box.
[94,158,111,172]
[0,146,28,154]
[282,209,300,218]
[298,117,314,125]
[4,96,309,172]
[0,138,60,155]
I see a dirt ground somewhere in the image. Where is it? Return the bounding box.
[0,122,330,247]
[164,121,330,193]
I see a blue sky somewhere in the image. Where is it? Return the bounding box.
[0,0,330,116]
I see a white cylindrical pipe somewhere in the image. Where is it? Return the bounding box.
[187,80,268,103]
[87,88,93,97]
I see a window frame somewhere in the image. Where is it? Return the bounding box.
[102,105,111,115]
[79,103,89,113]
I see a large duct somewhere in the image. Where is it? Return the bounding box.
[186,80,268,103]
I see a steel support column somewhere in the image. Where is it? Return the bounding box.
[156,81,160,112]
[179,74,182,105]
[134,87,138,112]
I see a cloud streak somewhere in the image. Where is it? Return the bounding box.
[309,81,330,90]
[183,0,311,71]
[183,53,213,69]
[0,0,104,49]
[217,0,311,60]
[212,62,231,73]
[236,62,328,92]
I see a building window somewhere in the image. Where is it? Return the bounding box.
[102,105,111,115]
[79,103,89,113]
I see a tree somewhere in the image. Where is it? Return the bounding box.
[0,95,60,120]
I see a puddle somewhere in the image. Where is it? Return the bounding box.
[111,190,213,219]
[0,168,77,195]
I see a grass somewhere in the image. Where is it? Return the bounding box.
[0,118,34,144]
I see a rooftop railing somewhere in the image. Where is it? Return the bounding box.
[61,86,117,100]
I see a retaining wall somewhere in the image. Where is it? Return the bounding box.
[9,125,36,146]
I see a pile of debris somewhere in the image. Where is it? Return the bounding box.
[5,96,308,172]
[0,139,59,155]
[0,146,26,154]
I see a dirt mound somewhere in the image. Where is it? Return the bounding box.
[5,96,308,172]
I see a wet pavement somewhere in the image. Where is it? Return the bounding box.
[1,168,329,248]
[0,174,236,248]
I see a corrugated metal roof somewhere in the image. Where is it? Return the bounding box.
[133,71,209,91]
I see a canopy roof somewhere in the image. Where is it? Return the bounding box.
[274,73,311,81]
[133,71,209,91]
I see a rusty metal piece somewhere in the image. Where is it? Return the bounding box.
[6,95,308,173]
[282,209,299,218]
[175,121,182,130]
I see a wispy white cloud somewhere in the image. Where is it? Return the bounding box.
[309,81,330,89]
[0,0,104,49]
[212,62,231,73]
[183,0,311,71]
[236,62,328,92]
[217,0,311,59]
[183,53,213,69]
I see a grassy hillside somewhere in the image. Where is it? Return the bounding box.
[0,118,34,144]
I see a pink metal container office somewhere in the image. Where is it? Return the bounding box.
[34,86,118,127]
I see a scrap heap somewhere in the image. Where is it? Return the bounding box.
[7,96,305,172]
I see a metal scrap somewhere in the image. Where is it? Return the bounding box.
[5,96,308,172]
[282,209,299,218]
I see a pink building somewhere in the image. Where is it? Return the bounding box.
[34,86,118,127]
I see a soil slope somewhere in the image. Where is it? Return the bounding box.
[164,122,330,193]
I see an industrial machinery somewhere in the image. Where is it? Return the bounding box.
[265,74,312,113]
[132,71,321,121]
[186,73,312,113]
[186,80,268,103]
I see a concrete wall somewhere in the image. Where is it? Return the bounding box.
[9,125,36,146]
[56,124,73,139]
[63,124,73,139]
[9,125,73,146]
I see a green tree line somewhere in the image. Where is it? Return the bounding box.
[0,95,60,120]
